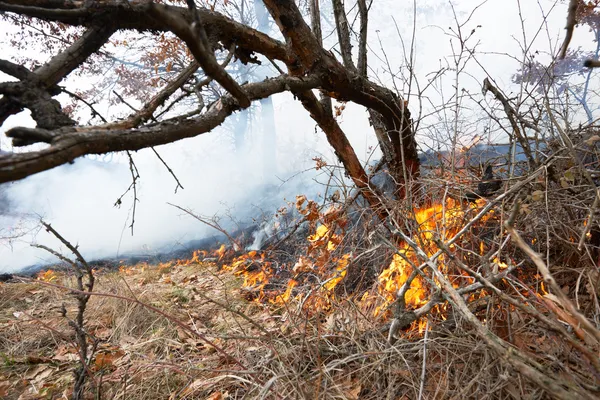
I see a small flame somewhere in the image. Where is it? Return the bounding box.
[216,244,226,259]
[37,269,58,283]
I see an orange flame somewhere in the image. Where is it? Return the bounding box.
[375,198,487,316]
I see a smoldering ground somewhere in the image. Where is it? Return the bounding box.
[0,94,378,273]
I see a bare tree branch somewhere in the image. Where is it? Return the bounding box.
[357,0,369,77]
[331,0,357,72]
[0,25,115,126]
[559,0,578,59]
[0,75,321,183]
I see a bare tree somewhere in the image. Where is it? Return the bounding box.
[0,0,419,220]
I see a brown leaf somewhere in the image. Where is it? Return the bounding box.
[293,256,313,273]
[95,350,124,370]
[531,190,544,202]
[205,392,223,400]
[0,381,11,397]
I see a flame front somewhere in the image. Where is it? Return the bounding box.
[375,198,487,316]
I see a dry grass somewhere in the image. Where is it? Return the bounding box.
[0,258,577,399]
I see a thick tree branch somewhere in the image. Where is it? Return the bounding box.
[0,81,75,131]
[309,0,333,116]
[0,59,38,81]
[332,0,357,72]
[559,0,578,59]
[0,24,115,127]
[308,0,323,44]
[34,25,116,88]
[264,0,418,191]
[262,0,325,72]
[0,1,293,64]
[357,0,369,77]
[295,90,389,221]
[0,75,321,183]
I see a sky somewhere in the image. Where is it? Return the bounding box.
[0,0,595,272]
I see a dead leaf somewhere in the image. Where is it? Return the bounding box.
[205,392,223,400]
[95,350,124,370]
[338,377,361,400]
[293,256,313,273]
[0,381,10,397]
[531,190,544,202]
[519,203,531,214]
[24,364,50,380]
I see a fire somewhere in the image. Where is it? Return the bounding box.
[216,244,226,259]
[324,254,350,291]
[221,250,276,302]
[37,269,59,283]
[202,196,497,319]
[308,224,341,252]
[107,192,516,331]
[375,198,487,316]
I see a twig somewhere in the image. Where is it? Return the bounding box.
[112,90,138,113]
[36,221,96,400]
[62,88,108,123]
[150,147,184,193]
[126,152,140,235]
[505,201,600,344]
[168,203,242,251]
[417,319,429,400]
[31,243,77,268]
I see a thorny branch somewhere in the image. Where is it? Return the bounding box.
[35,221,97,399]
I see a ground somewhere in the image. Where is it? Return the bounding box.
[0,256,584,399]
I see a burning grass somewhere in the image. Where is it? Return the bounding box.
[2,163,600,398]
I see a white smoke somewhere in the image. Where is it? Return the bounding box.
[0,93,377,272]
[0,0,578,272]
